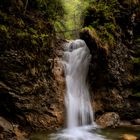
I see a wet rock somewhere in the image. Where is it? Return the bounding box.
[132,119,140,125]
[96,112,120,128]
[122,134,138,140]
[0,116,16,140]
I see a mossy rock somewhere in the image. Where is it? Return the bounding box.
[83,0,121,48]
[80,26,109,55]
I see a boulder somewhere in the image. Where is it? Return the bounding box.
[96,112,120,128]
[132,119,140,125]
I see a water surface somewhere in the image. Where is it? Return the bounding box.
[29,126,140,140]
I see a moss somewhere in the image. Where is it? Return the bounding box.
[104,23,116,33]
[17,31,30,38]
[82,26,99,41]
[81,26,109,55]
[83,0,121,48]
[28,28,38,34]
[0,24,11,41]
[135,37,140,44]
[132,92,140,97]
[130,57,140,64]
[97,26,116,46]
[0,24,8,32]
[0,6,54,78]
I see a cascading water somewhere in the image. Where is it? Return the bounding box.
[64,39,94,128]
[50,39,106,140]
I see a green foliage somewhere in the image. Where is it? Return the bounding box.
[0,10,53,79]
[135,37,140,44]
[130,57,140,64]
[97,25,116,46]
[0,0,65,31]
[64,0,88,29]
[0,8,50,52]
[83,0,121,46]
[132,92,140,97]
[0,0,90,39]
[62,0,89,39]
[0,24,8,32]
[0,24,10,40]
[25,0,67,37]
[27,0,65,21]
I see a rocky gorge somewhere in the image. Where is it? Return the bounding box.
[80,0,140,126]
[0,0,140,139]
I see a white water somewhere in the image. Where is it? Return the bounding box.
[50,39,106,140]
[64,39,94,128]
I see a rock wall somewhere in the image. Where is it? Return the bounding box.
[0,37,65,131]
[80,0,140,125]
[0,3,65,136]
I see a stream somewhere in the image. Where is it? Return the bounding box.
[29,126,140,140]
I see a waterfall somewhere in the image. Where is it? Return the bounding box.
[50,39,106,140]
[64,39,94,128]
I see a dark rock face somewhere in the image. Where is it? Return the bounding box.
[0,40,65,130]
[81,0,140,124]
[0,6,65,132]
